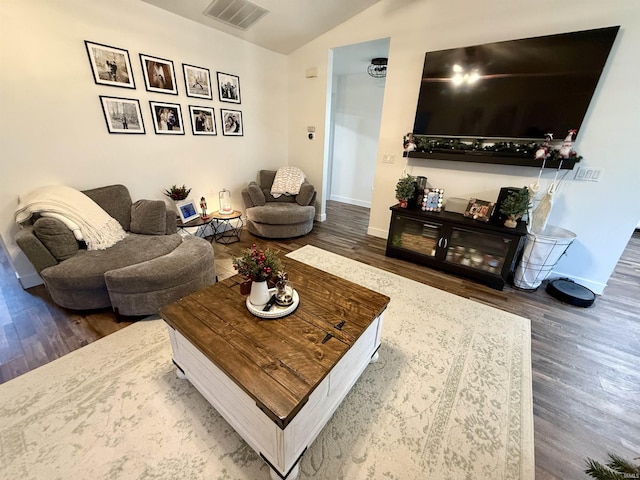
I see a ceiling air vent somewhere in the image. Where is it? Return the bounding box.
[203,0,268,31]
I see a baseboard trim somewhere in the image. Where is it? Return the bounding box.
[18,271,43,289]
[367,226,387,239]
[546,271,606,295]
[329,195,371,208]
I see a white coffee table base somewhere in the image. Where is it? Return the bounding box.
[166,313,384,480]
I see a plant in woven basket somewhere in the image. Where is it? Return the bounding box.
[584,453,640,479]
[164,184,191,201]
[232,244,282,282]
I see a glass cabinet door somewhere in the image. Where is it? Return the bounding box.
[389,215,443,258]
[445,227,512,274]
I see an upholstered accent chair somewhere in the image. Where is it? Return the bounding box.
[241,170,316,239]
[15,184,216,318]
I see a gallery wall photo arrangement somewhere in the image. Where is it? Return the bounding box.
[183,64,213,100]
[149,101,184,135]
[217,72,241,104]
[140,54,178,95]
[221,109,243,136]
[188,106,217,136]
[85,41,135,89]
[99,96,145,134]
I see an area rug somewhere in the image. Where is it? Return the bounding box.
[0,245,533,480]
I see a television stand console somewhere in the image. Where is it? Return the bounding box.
[385,205,528,290]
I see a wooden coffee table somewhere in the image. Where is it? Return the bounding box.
[159,259,390,480]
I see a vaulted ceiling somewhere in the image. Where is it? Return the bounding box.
[142,0,382,55]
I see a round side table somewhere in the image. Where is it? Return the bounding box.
[176,215,215,239]
[210,210,243,244]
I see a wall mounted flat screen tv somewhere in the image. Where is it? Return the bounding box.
[412,26,619,141]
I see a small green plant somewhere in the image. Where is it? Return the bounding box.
[585,453,640,479]
[164,184,191,201]
[395,174,416,201]
[499,186,531,218]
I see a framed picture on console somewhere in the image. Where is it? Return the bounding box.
[183,64,213,99]
[149,101,184,135]
[140,53,178,95]
[188,106,216,135]
[464,198,495,222]
[85,41,135,89]
[217,72,241,104]
[99,96,145,134]
[422,188,444,212]
[176,200,200,223]
[221,109,243,136]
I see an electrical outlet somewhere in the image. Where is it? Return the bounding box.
[383,154,395,164]
[575,167,603,182]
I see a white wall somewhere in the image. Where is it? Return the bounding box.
[329,72,385,207]
[0,0,288,286]
[288,0,640,294]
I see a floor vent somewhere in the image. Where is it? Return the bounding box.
[203,0,268,31]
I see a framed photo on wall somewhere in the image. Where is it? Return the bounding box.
[183,64,213,99]
[217,72,241,104]
[221,109,243,136]
[188,106,217,135]
[85,41,135,88]
[99,96,145,134]
[140,54,178,95]
[149,101,184,135]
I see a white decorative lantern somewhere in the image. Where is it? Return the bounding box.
[219,188,232,214]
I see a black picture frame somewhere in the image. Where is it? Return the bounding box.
[140,54,178,95]
[217,72,241,104]
[99,96,145,134]
[464,198,495,222]
[85,41,135,89]
[183,64,213,100]
[188,106,217,135]
[149,101,184,135]
[221,109,243,136]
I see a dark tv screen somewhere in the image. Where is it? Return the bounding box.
[412,26,619,140]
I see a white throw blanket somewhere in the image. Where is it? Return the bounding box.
[270,166,305,198]
[15,185,127,250]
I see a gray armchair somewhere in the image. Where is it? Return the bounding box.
[15,184,216,317]
[241,170,316,238]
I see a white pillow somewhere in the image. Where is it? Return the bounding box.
[40,212,84,241]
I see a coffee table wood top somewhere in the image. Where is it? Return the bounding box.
[160,258,389,428]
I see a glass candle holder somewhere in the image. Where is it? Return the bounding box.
[219,188,232,214]
[275,276,294,307]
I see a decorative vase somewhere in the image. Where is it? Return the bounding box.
[504,214,519,228]
[398,199,408,208]
[249,280,270,306]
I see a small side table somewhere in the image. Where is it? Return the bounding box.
[176,215,215,239]
[210,210,243,244]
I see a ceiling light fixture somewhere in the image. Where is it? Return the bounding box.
[367,58,388,78]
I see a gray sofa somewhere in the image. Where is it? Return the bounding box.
[241,170,316,238]
[15,184,216,317]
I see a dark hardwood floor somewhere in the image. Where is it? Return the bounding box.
[1,201,638,479]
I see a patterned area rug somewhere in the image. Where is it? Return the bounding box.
[0,245,533,480]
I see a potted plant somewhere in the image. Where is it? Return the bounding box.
[232,244,282,306]
[585,453,640,479]
[499,186,531,228]
[395,174,416,208]
[164,184,191,201]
